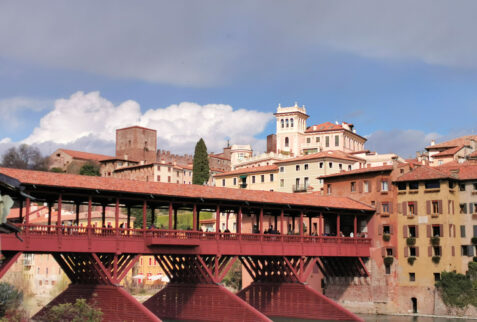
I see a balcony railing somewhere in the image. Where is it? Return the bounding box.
[293,184,309,192]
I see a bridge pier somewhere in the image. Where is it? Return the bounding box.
[33,253,160,322]
[143,254,271,322]
[237,256,364,322]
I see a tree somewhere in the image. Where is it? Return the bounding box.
[0,282,23,318]
[79,162,100,176]
[192,138,209,185]
[37,298,102,322]
[0,144,49,170]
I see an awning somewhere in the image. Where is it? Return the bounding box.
[239,175,247,179]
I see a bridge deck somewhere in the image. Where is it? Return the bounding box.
[1,225,371,256]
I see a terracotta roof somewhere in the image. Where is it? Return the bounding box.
[319,165,394,179]
[275,151,364,164]
[426,135,477,150]
[469,150,477,159]
[214,165,278,178]
[0,168,374,212]
[113,163,156,172]
[432,145,465,158]
[394,166,450,182]
[305,122,343,133]
[57,149,112,162]
[100,158,139,163]
[437,164,477,180]
[209,153,230,161]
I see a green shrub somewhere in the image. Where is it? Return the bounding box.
[407,256,416,265]
[382,233,391,242]
[0,283,23,318]
[432,256,441,264]
[430,236,440,246]
[436,271,474,309]
[471,237,477,245]
[37,298,102,322]
[406,237,416,246]
[383,256,394,265]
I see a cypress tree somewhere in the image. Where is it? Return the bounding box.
[192,138,210,185]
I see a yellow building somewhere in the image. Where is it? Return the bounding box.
[214,165,278,191]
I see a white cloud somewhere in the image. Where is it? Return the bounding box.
[0,138,11,144]
[0,97,52,128]
[1,1,477,86]
[23,91,273,155]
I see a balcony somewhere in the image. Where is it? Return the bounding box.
[293,184,309,193]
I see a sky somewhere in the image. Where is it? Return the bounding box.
[1,0,477,159]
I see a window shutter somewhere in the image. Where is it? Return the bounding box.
[439,246,443,256]
[404,247,409,257]
[403,225,408,238]
[461,225,466,238]
[453,201,455,214]
[464,203,468,214]
[440,224,444,237]
[398,202,402,214]
[454,225,456,237]
[452,246,455,257]
[378,225,383,235]
[448,200,452,214]
[381,247,386,257]
[377,202,381,214]
[470,203,475,214]
[403,202,407,216]
[359,181,363,193]
[415,201,418,215]
[428,246,432,257]
[449,225,452,238]
[470,246,475,257]
[416,247,420,257]
[376,179,381,192]
[368,181,372,192]
[392,247,396,256]
[438,200,443,214]
[389,202,393,213]
[416,225,419,238]
[426,201,431,215]
[427,225,431,237]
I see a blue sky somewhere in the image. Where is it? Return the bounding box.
[1,1,477,158]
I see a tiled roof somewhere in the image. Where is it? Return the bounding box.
[437,164,477,180]
[394,166,450,182]
[275,151,364,164]
[319,165,394,179]
[58,149,112,162]
[209,153,231,161]
[305,122,343,133]
[469,150,477,159]
[432,145,464,158]
[100,158,139,163]
[426,135,477,150]
[214,165,278,177]
[0,168,374,212]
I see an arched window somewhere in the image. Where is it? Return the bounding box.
[281,119,284,128]
[290,118,294,127]
[286,119,289,127]
[285,137,289,147]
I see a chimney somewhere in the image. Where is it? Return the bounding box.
[431,140,435,146]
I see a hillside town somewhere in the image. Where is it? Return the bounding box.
[2,103,477,319]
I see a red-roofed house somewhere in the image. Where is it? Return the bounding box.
[422,135,477,166]
[49,148,113,173]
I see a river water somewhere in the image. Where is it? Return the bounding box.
[271,315,471,322]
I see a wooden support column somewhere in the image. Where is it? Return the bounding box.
[47,202,52,226]
[280,209,284,235]
[299,211,304,236]
[168,202,173,230]
[101,204,106,227]
[192,204,197,231]
[126,206,131,228]
[308,216,312,235]
[354,215,357,237]
[57,194,62,227]
[87,197,92,227]
[215,205,220,233]
[237,207,242,234]
[174,208,178,230]
[75,202,80,225]
[115,198,120,235]
[25,197,30,225]
[259,208,264,234]
[319,213,323,236]
[142,201,147,230]
[274,215,278,231]
[226,213,230,230]
[337,214,341,237]
[19,198,23,222]
[196,207,201,231]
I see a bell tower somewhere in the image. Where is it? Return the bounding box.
[274,103,309,156]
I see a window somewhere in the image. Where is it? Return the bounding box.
[474,183,477,190]
[432,201,439,214]
[348,165,352,171]
[335,135,339,146]
[350,182,356,192]
[222,179,225,187]
[460,203,467,214]
[157,175,160,181]
[339,164,343,170]
[449,181,455,189]
[459,183,466,191]
[327,184,332,195]
[425,181,440,189]
[316,137,320,143]
[409,247,416,257]
[307,138,311,144]
[286,119,289,127]
[409,273,416,282]
[382,203,390,213]
[381,181,389,192]
[233,178,237,185]
[432,225,441,237]
[290,118,294,127]
[364,181,369,193]
[285,137,289,147]
[261,175,265,183]
[319,162,323,169]
[325,136,330,147]
[461,225,466,238]
[433,246,441,256]
[252,176,256,184]
[296,165,300,171]
[168,176,171,183]
[397,182,407,190]
[280,179,284,187]
[281,119,284,128]
[329,162,333,168]
[386,248,393,256]
[280,166,284,172]
[270,174,274,182]
[304,177,309,188]
[304,164,309,170]
[383,225,390,234]
[408,202,416,216]
[409,182,419,190]
[385,264,391,275]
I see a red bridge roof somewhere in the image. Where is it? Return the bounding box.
[0,167,373,212]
